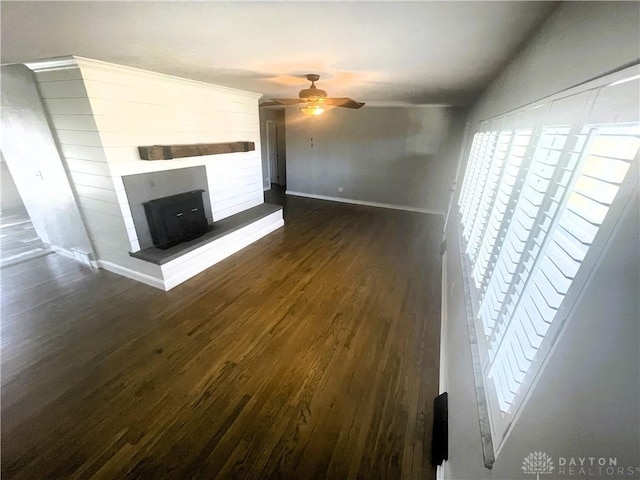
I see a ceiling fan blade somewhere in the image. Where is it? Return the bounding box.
[324,98,366,109]
[271,98,306,105]
[259,101,282,107]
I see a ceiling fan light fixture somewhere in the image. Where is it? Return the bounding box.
[264,74,364,113]
[300,103,325,116]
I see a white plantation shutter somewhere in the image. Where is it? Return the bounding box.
[487,124,638,413]
[457,133,482,217]
[456,69,640,454]
[479,127,570,338]
[466,131,512,265]
[460,132,498,236]
[472,129,532,292]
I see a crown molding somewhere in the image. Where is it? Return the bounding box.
[263,100,454,109]
[24,55,78,72]
[25,55,263,99]
[74,57,263,99]
[363,101,453,108]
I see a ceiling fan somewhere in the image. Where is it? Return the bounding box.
[260,74,365,116]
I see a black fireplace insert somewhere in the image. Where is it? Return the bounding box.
[143,190,209,249]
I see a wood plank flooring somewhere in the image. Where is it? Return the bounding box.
[0,207,51,268]
[1,196,442,480]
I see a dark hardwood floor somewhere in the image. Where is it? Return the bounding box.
[1,196,443,480]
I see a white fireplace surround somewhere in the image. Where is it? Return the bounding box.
[27,56,284,290]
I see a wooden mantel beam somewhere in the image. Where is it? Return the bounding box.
[138,141,255,160]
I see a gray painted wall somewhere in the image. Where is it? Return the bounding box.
[285,106,467,213]
[442,3,640,479]
[470,1,640,124]
[259,108,287,188]
[0,152,25,212]
[0,64,94,257]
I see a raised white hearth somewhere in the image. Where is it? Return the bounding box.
[127,203,283,290]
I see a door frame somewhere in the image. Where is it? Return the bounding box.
[266,120,279,185]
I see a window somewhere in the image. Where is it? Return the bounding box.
[456,68,640,457]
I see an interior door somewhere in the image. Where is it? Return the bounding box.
[267,122,279,184]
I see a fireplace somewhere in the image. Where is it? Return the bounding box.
[143,190,209,249]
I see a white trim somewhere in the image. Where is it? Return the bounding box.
[97,260,165,290]
[266,120,278,184]
[439,250,448,395]
[0,219,31,229]
[437,247,450,480]
[364,102,453,108]
[456,220,496,467]
[475,62,640,125]
[285,190,444,215]
[609,73,640,86]
[23,56,78,71]
[268,101,452,109]
[51,245,96,267]
[0,248,52,268]
[443,119,471,236]
[26,55,263,99]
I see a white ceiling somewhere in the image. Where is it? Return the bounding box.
[1,1,558,106]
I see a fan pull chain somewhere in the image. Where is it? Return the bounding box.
[310,117,315,148]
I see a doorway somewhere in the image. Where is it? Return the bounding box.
[267,121,279,185]
[0,153,50,267]
[1,64,96,269]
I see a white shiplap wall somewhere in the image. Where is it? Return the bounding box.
[76,58,264,227]
[31,57,269,289]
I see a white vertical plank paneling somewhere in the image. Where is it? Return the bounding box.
[34,57,267,288]
[77,59,264,224]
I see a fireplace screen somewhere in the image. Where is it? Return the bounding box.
[143,190,209,249]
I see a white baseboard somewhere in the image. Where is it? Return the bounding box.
[98,260,165,290]
[50,246,75,261]
[0,248,52,268]
[51,246,95,267]
[285,190,444,215]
